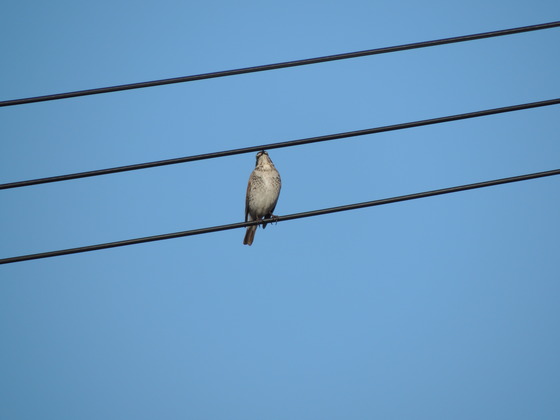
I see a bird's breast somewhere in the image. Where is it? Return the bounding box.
[247,170,281,217]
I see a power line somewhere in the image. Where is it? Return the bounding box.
[2,97,559,191]
[1,168,558,265]
[1,21,559,108]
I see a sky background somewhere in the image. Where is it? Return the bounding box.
[1,1,560,419]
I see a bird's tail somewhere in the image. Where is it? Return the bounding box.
[243,225,257,246]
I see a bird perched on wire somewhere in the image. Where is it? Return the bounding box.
[243,150,282,246]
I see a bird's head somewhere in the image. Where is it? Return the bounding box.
[255,150,270,166]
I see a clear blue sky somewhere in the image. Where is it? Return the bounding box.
[1,1,559,419]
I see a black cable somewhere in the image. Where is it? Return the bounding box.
[2,97,559,191]
[1,168,558,265]
[1,21,559,107]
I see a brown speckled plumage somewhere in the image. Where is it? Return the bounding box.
[243,151,281,246]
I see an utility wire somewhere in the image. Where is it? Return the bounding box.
[1,168,558,265]
[1,21,559,107]
[2,97,559,191]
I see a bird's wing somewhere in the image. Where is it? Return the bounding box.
[245,177,251,222]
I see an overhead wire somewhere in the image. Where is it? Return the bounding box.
[1,22,558,264]
[1,167,558,265]
[1,97,559,191]
[1,21,559,107]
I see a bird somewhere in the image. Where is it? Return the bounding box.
[243,150,282,246]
